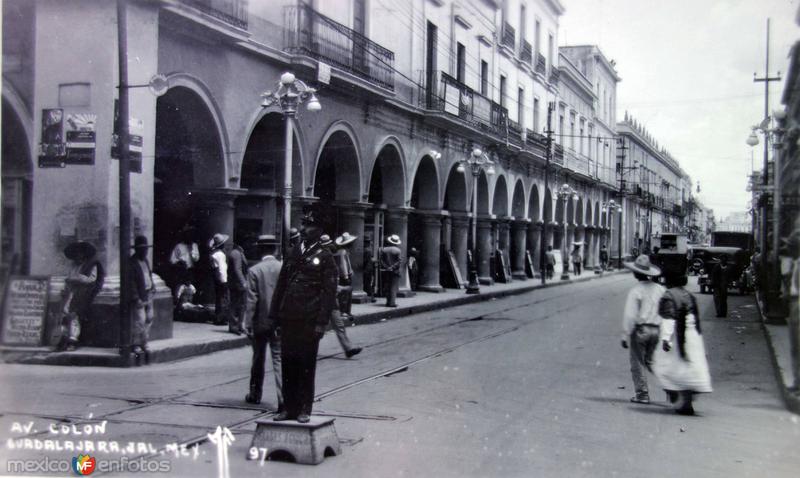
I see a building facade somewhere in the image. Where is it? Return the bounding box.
[0,0,695,345]
[616,113,690,254]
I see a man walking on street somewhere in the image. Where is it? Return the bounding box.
[600,244,609,270]
[545,246,555,279]
[244,235,283,411]
[209,233,230,326]
[269,212,338,423]
[380,235,403,307]
[571,243,583,276]
[129,235,156,366]
[621,254,665,404]
[710,254,730,318]
[322,234,362,358]
[227,239,248,335]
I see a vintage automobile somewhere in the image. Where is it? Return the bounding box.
[687,245,709,275]
[696,246,751,295]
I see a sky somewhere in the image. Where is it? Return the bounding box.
[559,0,798,221]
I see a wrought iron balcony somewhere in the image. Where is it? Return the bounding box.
[501,22,516,50]
[284,5,395,91]
[420,71,508,137]
[182,0,249,29]
[535,53,546,74]
[520,40,532,64]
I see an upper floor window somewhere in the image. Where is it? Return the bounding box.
[499,75,507,108]
[456,42,466,84]
[520,4,526,42]
[518,88,525,125]
[533,97,540,133]
[480,60,489,96]
[535,19,541,54]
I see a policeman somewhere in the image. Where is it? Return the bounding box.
[269,212,338,423]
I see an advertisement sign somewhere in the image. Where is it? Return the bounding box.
[111,99,144,173]
[1,276,50,346]
[64,113,97,165]
[38,108,66,168]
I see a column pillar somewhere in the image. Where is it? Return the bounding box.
[385,207,413,297]
[511,219,529,280]
[417,211,445,292]
[477,217,494,285]
[546,221,556,249]
[528,221,543,277]
[450,213,470,287]
[338,202,369,296]
[193,188,241,246]
[498,217,512,282]
[585,226,596,269]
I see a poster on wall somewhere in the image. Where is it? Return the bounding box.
[111,99,144,173]
[0,276,50,346]
[64,113,97,165]
[38,108,66,168]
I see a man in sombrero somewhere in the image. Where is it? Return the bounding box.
[621,254,665,404]
[56,241,105,351]
[380,234,403,308]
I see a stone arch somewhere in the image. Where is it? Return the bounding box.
[543,187,553,223]
[528,184,541,222]
[576,197,584,226]
[593,201,601,227]
[163,74,230,183]
[154,85,227,281]
[239,109,305,194]
[567,195,576,225]
[443,163,468,212]
[368,140,406,207]
[511,179,526,218]
[313,128,362,203]
[476,170,490,215]
[1,88,34,275]
[410,154,440,210]
[492,175,509,217]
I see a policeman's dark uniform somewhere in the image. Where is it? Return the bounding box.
[269,227,338,419]
[711,257,730,317]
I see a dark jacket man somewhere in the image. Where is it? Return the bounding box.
[380,235,403,307]
[244,235,283,408]
[710,255,731,317]
[269,214,338,422]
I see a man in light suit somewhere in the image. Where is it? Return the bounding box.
[380,235,403,308]
[244,235,283,411]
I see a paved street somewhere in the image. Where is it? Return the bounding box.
[1,274,798,477]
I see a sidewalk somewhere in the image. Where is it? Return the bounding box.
[758,297,800,414]
[0,269,626,367]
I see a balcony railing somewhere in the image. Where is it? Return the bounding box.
[501,22,515,50]
[284,5,395,90]
[535,53,546,74]
[182,0,248,29]
[520,40,532,64]
[553,143,564,165]
[420,71,508,137]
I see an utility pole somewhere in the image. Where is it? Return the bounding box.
[116,0,132,366]
[615,137,628,267]
[753,17,781,313]
[539,101,554,285]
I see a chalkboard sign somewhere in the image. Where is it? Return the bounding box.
[495,252,509,283]
[525,251,535,278]
[1,276,51,345]
[448,251,464,288]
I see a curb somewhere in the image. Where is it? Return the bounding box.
[756,297,800,415]
[353,269,628,326]
[1,269,627,367]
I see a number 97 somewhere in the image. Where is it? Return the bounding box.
[248,446,268,464]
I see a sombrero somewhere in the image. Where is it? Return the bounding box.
[208,233,229,250]
[320,234,332,246]
[623,254,661,276]
[254,234,278,246]
[335,232,357,246]
[64,241,96,260]
[386,234,401,246]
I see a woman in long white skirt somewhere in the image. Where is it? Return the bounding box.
[653,271,712,415]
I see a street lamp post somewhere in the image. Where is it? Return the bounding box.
[261,72,321,257]
[458,148,495,294]
[557,183,579,280]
